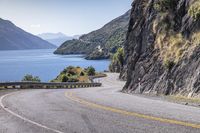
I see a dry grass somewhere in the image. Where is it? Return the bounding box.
[155,33,189,63]
[78,76,90,83]
[192,32,200,46]
[169,95,200,104]
[189,0,200,20]
[155,31,200,66]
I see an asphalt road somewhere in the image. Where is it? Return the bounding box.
[0,73,200,133]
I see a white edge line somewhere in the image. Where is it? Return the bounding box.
[0,92,64,133]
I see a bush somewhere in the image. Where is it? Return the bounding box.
[112,47,124,65]
[22,74,41,82]
[189,1,200,20]
[61,75,68,82]
[87,66,96,76]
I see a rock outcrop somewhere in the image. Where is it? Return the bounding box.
[121,0,200,98]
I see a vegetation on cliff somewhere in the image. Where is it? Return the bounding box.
[109,47,124,72]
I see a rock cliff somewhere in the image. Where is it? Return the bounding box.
[121,0,200,98]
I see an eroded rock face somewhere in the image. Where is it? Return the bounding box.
[121,0,200,98]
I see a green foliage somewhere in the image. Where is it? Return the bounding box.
[86,66,96,76]
[61,75,68,82]
[109,47,125,72]
[22,74,41,82]
[113,47,124,66]
[52,66,97,83]
[189,1,200,20]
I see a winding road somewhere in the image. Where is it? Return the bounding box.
[0,73,200,133]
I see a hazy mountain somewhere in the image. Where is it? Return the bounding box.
[54,10,130,59]
[0,18,56,50]
[38,33,80,46]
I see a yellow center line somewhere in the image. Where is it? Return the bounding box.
[65,92,200,129]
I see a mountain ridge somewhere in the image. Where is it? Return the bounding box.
[0,18,56,50]
[54,10,131,60]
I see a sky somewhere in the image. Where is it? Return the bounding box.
[0,0,132,36]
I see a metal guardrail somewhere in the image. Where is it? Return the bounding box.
[0,82,102,89]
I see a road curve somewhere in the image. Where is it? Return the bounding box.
[0,73,200,133]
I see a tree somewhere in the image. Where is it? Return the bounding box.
[87,66,96,76]
[22,74,41,82]
[61,75,68,82]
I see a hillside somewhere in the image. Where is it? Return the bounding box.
[0,18,56,50]
[119,0,200,98]
[54,10,130,59]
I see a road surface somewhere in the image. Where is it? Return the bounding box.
[0,73,200,133]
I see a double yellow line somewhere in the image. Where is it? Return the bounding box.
[65,92,200,129]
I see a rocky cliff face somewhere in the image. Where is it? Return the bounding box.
[121,0,200,98]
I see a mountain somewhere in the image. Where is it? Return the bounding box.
[54,10,131,60]
[37,32,78,46]
[119,0,200,98]
[0,18,56,50]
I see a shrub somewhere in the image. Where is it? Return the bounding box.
[61,75,68,82]
[22,74,41,82]
[87,66,96,76]
[189,1,200,20]
[112,47,124,65]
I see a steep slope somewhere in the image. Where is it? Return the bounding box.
[0,18,56,50]
[38,32,78,46]
[121,0,200,98]
[54,10,130,59]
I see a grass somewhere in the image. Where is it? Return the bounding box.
[155,31,200,67]
[155,33,188,64]
[192,32,200,46]
[189,0,200,20]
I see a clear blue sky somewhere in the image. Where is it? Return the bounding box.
[0,0,132,36]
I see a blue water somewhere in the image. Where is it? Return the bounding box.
[0,49,110,82]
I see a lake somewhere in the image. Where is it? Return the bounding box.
[0,49,110,82]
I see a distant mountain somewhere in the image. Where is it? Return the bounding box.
[54,10,131,60]
[0,18,56,50]
[38,33,80,46]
